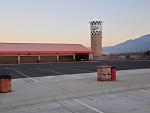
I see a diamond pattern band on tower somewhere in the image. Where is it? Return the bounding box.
[90,21,102,25]
[91,31,102,35]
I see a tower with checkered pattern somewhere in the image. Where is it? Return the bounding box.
[90,21,102,59]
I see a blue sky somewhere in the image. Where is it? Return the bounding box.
[0,0,150,47]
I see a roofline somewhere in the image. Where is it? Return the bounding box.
[0,51,93,55]
[0,42,85,45]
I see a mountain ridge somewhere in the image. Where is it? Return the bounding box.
[103,34,150,53]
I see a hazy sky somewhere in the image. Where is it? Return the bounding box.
[0,0,150,47]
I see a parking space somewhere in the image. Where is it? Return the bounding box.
[0,60,150,79]
[0,68,150,113]
[1,88,150,113]
[58,88,150,113]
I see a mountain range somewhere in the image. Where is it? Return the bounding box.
[103,34,150,54]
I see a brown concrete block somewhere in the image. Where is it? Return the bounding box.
[97,66,111,81]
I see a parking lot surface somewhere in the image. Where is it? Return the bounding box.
[0,68,150,113]
[1,88,150,113]
[0,60,150,79]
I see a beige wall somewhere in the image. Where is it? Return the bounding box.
[91,35,102,59]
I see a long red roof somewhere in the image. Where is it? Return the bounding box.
[0,43,93,55]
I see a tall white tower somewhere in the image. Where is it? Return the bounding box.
[90,21,103,59]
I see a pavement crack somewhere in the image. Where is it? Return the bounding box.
[49,82,72,93]
[56,101,75,113]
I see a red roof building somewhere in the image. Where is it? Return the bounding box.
[0,43,93,64]
[0,43,93,54]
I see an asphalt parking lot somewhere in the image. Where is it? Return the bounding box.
[0,60,150,79]
[2,88,150,113]
[1,68,150,113]
[57,88,150,113]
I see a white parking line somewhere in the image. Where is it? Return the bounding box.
[74,99,104,113]
[68,68,93,72]
[57,67,94,73]
[38,68,65,75]
[12,69,39,83]
[139,90,150,94]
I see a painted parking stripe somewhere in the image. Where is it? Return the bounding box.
[74,99,104,113]
[38,68,65,75]
[56,67,94,73]
[65,68,94,72]
[12,69,39,83]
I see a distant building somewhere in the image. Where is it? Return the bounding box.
[102,53,149,60]
[0,43,93,64]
